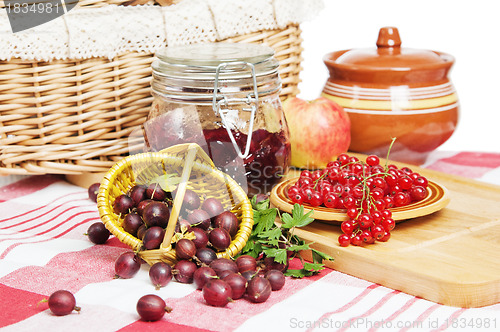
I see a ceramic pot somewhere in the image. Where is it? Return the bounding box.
[322,27,459,164]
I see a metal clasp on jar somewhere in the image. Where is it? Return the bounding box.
[212,61,258,159]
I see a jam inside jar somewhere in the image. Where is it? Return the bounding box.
[143,43,291,195]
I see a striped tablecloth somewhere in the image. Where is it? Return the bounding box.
[1,151,500,332]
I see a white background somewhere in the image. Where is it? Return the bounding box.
[298,0,500,153]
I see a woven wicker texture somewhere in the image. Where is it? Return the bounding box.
[0,18,303,175]
[97,143,254,266]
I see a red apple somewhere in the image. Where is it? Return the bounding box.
[283,97,350,168]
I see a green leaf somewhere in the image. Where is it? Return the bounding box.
[281,204,315,229]
[303,262,325,272]
[280,212,294,229]
[291,204,315,228]
[262,247,287,264]
[284,269,314,278]
[251,196,270,211]
[311,249,334,263]
[151,173,182,192]
[254,208,277,234]
[286,243,311,252]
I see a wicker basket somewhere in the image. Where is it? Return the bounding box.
[0,0,304,176]
[97,143,254,266]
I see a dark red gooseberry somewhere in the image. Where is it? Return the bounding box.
[223,273,247,299]
[122,213,144,237]
[142,201,170,228]
[47,290,81,316]
[209,257,238,277]
[129,185,147,207]
[202,279,232,307]
[136,294,171,322]
[149,262,173,289]
[187,209,211,230]
[246,276,272,303]
[235,255,257,274]
[88,183,100,203]
[195,247,218,266]
[146,183,168,201]
[175,238,196,260]
[115,252,141,279]
[191,227,209,249]
[265,269,286,291]
[209,228,231,251]
[213,211,239,237]
[193,266,217,290]
[142,226,165,250]
[86,222,110,245]
[201,198,225,219]
[174,260,197,284]
[113,194,134,215]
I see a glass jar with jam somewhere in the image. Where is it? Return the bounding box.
[143,43,291,195]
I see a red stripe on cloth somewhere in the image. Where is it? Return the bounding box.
[0,244,127,295]
[306,284,381,332]
[399,303,440,332]
[368,296,419,332]
[161,264,333,331]
[432,307,467,332]
[0,284,46,328]
[0,216,101,259]
[425,151,500,179]
[118,320,214,332]
[0,194,88,229]
[335,290,401,332]
[0,175,65,202]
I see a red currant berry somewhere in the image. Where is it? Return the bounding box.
[389,185,403,196]
[338,234,351,247]
[401,166,413,174]
[327,167,340,182]
[287,186,300,199]
[308,191,324,207]
[371,225,386,240]
[370,188,385,200]
[300,170,312,179]
[290,192,305,205]
[323,193,340,208]
[383,196,395,209]
[371,210,383,224]
[358,213,373,229]
[301,187,314,203]
[337,153,349,165]
[373,199,386,211]
[394,192,409,207]
[342,195,357,209]
[381,217,396,232]
[361,230,373,243]
[385,174,398,187]
[398,176,413,190]
[366,155,380,166]
[347,156,359,164]
[298,177,313,188]
[341,220,356,235]
[379,231,391,242]
[351,235,363,246]
[381,209,392,219]
[414,176,428,188]
[352,185,364,199]
[346,208,358,219]
[410,186,428,201]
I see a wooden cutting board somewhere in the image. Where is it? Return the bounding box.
[273,162,500,308]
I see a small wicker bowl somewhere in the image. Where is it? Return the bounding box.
[96,144,253,266]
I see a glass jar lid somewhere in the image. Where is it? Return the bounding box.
[153,43,280,80]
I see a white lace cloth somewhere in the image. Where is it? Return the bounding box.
[0,0,324,61]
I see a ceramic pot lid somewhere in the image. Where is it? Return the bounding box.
[323,27,455,85]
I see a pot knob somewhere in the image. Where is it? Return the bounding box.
[376,27,401,48]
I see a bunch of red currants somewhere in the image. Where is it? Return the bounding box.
[286,153,429,247]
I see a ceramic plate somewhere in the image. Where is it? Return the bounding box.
[270,177,450,224]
